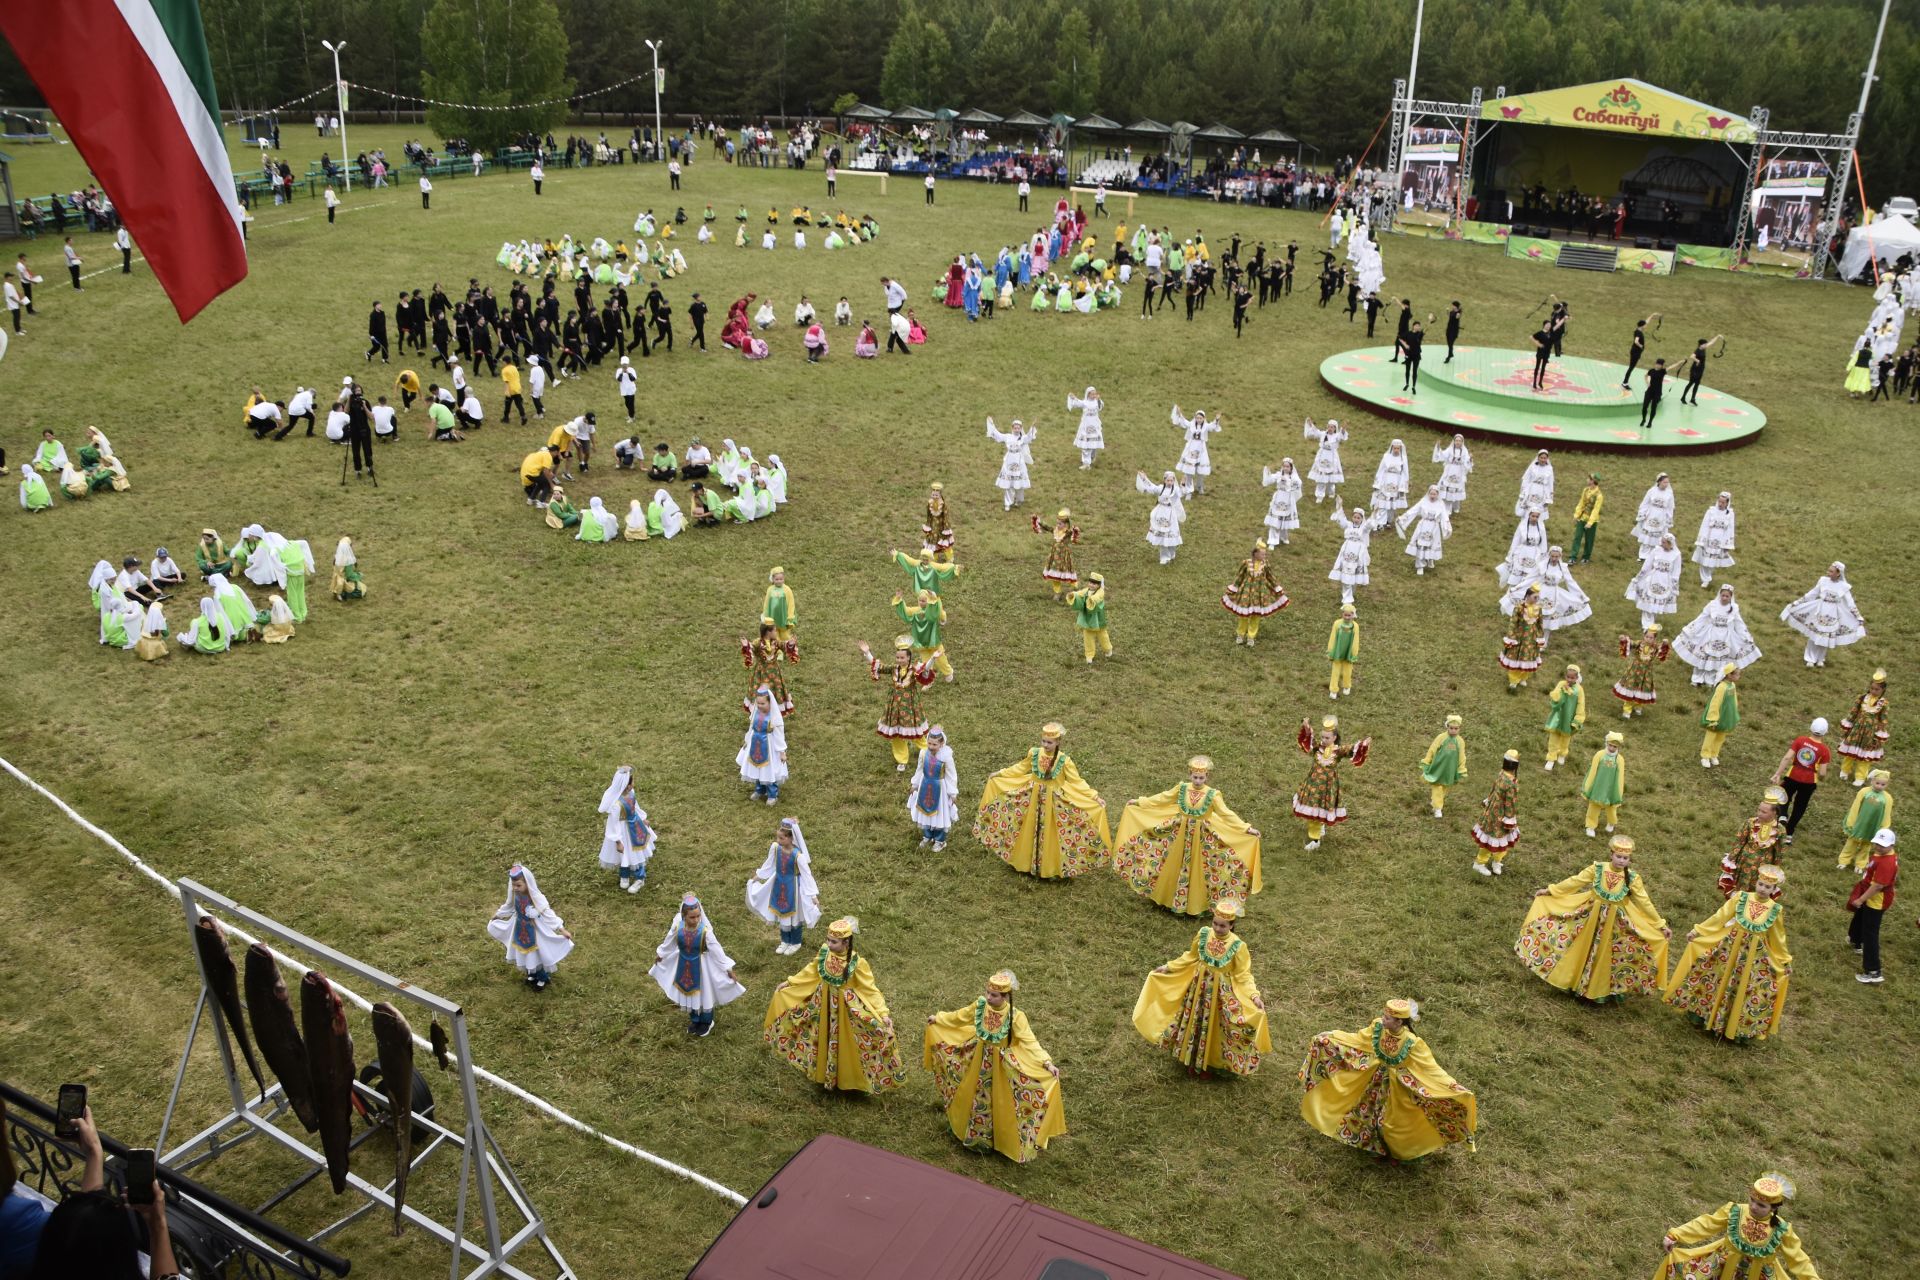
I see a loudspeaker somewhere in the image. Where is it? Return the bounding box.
[1635,236,1654,250]
[1533,225,1552,239]
[1657,238,1677,252]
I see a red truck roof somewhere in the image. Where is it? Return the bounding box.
[687,1135,1242,1280]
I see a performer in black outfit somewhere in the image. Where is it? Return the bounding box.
[1231,281,1251,338]
[346,385,376,478]
[1442,301,1461,363]
[365,301,389,363]
[1622,314,1657,387]
[1389,298,1412,362]
[1363,292,1382,338]
[1547,299,1569,358]
[1531,327,1553,389]
[1639,358,1668,428]
[1678,334,1723,404]
[1401,321,1425,391]
[688,293,708,349]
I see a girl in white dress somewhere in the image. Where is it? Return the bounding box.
[1136,469,1191,564]
[1369,439,1411,523]
[649,893,745,1036]
[765,454,790,505]
[1691,492,1737,586]
[986,417,1037,509]
[1304,418,1347,503]
[1514,449,1555,516]
[1394,484,1452,574]
[1261,458,1304,544]
[745,818,822,955]
[1496,508,1551,594]
[486,863,574,991]
[1531,545,1592,630]
[1673,584,1762,685]
[1630,473,1676,560]
[596,765,656,893]
[1170,404,1222,495]
[1328,504,1374,604]
[1625,533,1683,628]
[908,725,961,849]
[1067,387,1104,469]
[1432,434,1473,512]
[737,687,790,803]
[1780,561,1867,667]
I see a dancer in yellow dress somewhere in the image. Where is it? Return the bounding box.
[1543,664,1585,770]
[972,722,1112,878]
[761,565,798,644]
[1112,755,1262,915]
[922,482,955,561]
[1500,585,1546,689]
[1581,730,1627,836]
[1221,539,1289,646]
[1417,714,1467,816]
[1699,662,1741,768]
[1663,864,1792,1043]
[1514,835,1671,1002]
[1067,572,1112,663]
[1652,1175,1822,1280]
[1837,769,1893,871]
[761,916,906,1093]
[1471,750,1522,875]
[1836,668,1889,783]
[1131,897,1271,1076]
[922,970,1065,1163]
[1298,997,1477,1161]
[856,636,935,769]
[1032,508,1081,600]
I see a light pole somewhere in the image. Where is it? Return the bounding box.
[1396,0,1425,205]
[321,39,348,191]
[644,39,664,162]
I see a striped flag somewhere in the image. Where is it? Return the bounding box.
[0,0,247,321]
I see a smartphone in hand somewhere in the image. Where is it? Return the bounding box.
[124,1149,157,1205]
[55,1084,86,1139]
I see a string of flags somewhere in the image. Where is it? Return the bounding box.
[341,70,658,113]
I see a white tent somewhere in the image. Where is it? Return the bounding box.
[1841,213,1920,281]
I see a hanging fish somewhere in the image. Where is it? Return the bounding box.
[428,1019,450,1072]
[243,944,318,1132]
[300,969,356,1194]
[194,916,266,1099]
[369,1003,416,1235]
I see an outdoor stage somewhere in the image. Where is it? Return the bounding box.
[1318,346,1766,453]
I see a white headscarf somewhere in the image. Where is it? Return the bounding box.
[598,766,632,817]
[241,523,266,540]
[749,685,786,731]
[626,499,647,535]
[89,560,116,592]
[334,537,356,569]
[142,602,167,636]
[651,489,684,539]
[194,597,222,641]
[290,539,314,574]
[776,815,809,862]
[501,863,554,917]
[267,594,295,626]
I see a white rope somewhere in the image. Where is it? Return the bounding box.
[0,753,748,1207]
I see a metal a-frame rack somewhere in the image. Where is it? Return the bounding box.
[159,878,573,1280]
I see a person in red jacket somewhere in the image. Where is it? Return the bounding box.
[1848,828,1897,984]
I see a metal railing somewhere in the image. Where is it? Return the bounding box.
[2,1081,350,1279]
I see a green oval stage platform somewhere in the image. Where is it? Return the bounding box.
[1318,346,1766,453]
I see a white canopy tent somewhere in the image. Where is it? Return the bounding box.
[1841,213,1920,281]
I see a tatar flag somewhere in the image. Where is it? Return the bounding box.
[0,0,247,322]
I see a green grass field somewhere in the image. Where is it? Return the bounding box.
[2,124,1915,1279]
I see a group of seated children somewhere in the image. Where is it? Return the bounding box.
[520,434,790,541]
[15,427,128,510]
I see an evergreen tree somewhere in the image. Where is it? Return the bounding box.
[420,0,572,150]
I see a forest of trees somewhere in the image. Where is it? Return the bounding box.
[0,0,1912,195]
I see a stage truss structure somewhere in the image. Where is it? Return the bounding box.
[1382,80,1864,278]
[159,878,574,1280]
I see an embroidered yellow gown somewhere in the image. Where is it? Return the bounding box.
[1298,1020,1477,1160]
[1111,782,1262,915]
[761,947,906,1093]
[922,1000,1065,1162]
[1650,1202,1822,1280]
[1514,862,1669,1001]
[1132,926,1271,1074]
[973,746,1112,878]
[1662,892,1792,1042]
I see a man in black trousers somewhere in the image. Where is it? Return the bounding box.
[346,383,376,479]
[688,293,708,350]
[1444,301,1461,363]
[365,300,389,363]
[1363,291,1382,338]
[1638,358,1667,428]
[1532,327,1554,390]
[1679,334,1723,404]
[1389,297,1411,362]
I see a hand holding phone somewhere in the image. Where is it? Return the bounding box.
[55,1084,86,1139]
[124,1149,156,1205]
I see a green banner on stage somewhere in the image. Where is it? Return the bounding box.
[1617,247,1675,275]
[1676,244,1737,271]
[1460,220,1508,245]
[1505,235,1562,264]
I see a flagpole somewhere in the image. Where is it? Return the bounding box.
[1398,0,1425,200]
[322,39,348,192]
